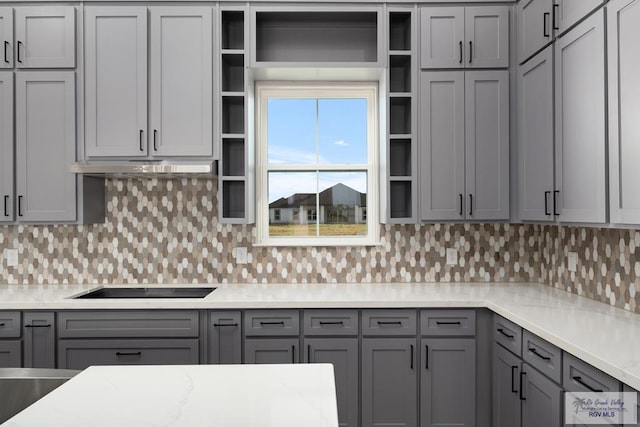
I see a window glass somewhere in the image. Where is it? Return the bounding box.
[318,98,368,164]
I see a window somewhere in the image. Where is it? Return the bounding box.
[274,209,281,221]
[256,82,379,246]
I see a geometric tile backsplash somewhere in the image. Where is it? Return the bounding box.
[0,179,638,314]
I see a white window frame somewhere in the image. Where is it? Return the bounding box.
[255,81,379,246]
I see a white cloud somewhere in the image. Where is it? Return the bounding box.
[334,140,349,146]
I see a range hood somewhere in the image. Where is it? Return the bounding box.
[70,160,217,178]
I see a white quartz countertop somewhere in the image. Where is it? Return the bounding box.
[1,282,639,390]
[3,364,339,427]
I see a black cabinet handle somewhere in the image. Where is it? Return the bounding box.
[291,345,295,363]
[469,194,473,216]
[307,345,311,363]
[529,347,551,361]
[543,12,550,37]
[377,320,402,325]
[4,41,9,64]
[572,376,603,393]
[553,190,560,215]
[459,194,463,216]
[436,321,461,326]
[25,324,51,328]
[260,320,285,326]
[139,129,144,152]
[153,129,158,151]
[213,322,238,327]
[17,41,22,63]
[553,4,560,30]
[17,195,23,217]
[0,323,5,327]
[319,321,343,326]
[410,344,414,370]
[3,195,8,217]
[116,351,142,356]
[511,366,518,393]
[497,328,514,339]
[544,191,551,216]
[458,41,463,64]
[519,371,527,400]
[425,345,429,369]
[468,41,472,63]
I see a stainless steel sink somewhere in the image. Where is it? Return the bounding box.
[73,287,216,299]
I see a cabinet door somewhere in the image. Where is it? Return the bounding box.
[421,338,475,427]
[465,6,509,69]
[15,7,75,68]
[554,10,606,223]
[521,364,563,427]
[208,311,241,364]
[305,338,358,427]
[23,312,55,368]
[555,0,604,34]
[516,0,553,64]
[149,7,213,157]
[608,0,640,225]
[420,8,464,69]
[15,71,76,222]
[465,70,509,220]
[85,7,147,158]
[0,340,21,367]
[419,71,465,221]
[518,46,554,222]
[493,344,522,427]
[0,72,13,222]
[244,338,299,364]
[361,338,417,427]
[0,8,13,68]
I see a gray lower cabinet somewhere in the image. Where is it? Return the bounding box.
[304,338,358,427]
[421,338,476,427]
[493,343,522,427]
[244,338,299,364]
[361,338,417,427]
[208,311,241,364]
[0,340,21,367]
[522,363,563,427]
[23,312,55,368]
[58,339,199,370]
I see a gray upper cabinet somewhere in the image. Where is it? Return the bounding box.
[23,312,56,369]
[208,311,241,364]
[85,7,147,158]
[608,0,640,225]
[516,0,553,64]
[420,6,508,69]
[555,0,604,34]
[14,7,75,69]
[148,7,212,157]
[554,10,606,223]
[420,70,509,221]
[518,46,554,222]
[0,72,13,222]
[0,8,13,68]
[15,71,76,222]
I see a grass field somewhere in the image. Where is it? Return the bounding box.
[269,223,367,236]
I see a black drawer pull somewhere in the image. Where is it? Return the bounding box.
[425,344,429,369]
[572,376,604,393]
[511,365,518,393]
[519,371,527,400]
[116,351,142,356]
[3,195,8,217]
[458,41,463,64]
[3,41,9,63]
[377,320,402,325]
[0,323,5,327]
[18,195,23,217]
[17,41,22,63]
[410,344,414,370]
[544,191,551,216]
[25,324,51,328]
[213,322,238,327]
[529,347,551,361]
[543,12,550,37]
[291,345,295,363]
[497,328,514,339]
[307,344,311,363]
[319,321,344,326]
[436,321,462,326]
[139,129,144,152]
[259,320,285,326]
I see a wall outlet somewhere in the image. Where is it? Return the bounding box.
[446,248,458,266]
[234,247,248,265]
[568,251,578,272]
[4,249,18,267]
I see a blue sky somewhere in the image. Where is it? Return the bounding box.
[267,98,368,202]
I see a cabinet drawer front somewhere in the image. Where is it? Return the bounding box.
[0,311,21,338]
[303,310,358,336]
[421,309,476,336]
[522,330,562,383]
[362,310,417,336]
[58,339,199,370]
[563,352,620,393]
[493,314,522,356]
[0,340,22,367]
[244,310,300,336]
[57,311,199,338]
